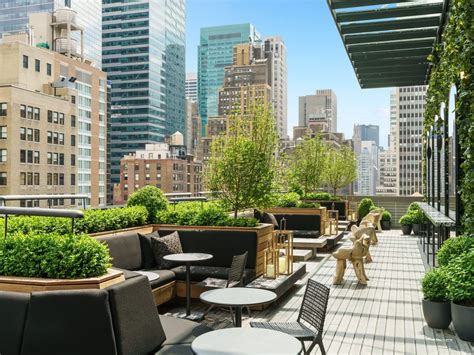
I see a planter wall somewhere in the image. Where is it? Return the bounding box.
[0,268,124,293]
[265,207,327,235]
[422,299,451,329]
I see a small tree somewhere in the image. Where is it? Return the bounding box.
[206,104,278,217]
[288,135,327,194]
[127,185,168,223]
[324,145,357,195]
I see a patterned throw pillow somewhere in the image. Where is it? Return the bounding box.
[151,231,183,269]
[262,212,279,229]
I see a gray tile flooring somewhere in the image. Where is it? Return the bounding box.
[162,230,474,354]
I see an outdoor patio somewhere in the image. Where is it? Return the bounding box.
[162,229,474,354]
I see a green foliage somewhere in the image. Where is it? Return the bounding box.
[288,135,327,194]
[437,236,474,267]
[424,0,473,235]
[155,202,258,227]
[323,145,357,196]
[399,214,415,226]
[408,202,421,213]
[297,202,320,208]
[446,249,474,304]
[0,232,111,279]
[304,192,331,200]
[410,210,428,225]
[275,192,301,208]
[422,267,449,302]
[358,198,376,219]
[206,104,278,217]
[0,206,149,237]
[382,210,392,222]
[127,186,168,223]
[288,184,304,197]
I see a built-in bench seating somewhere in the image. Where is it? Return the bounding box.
[271,213,321,239]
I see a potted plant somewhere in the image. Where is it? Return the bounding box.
[399,214,413,235]
[446,249,474,341]
[381,210,392,230]
[437,236,474,267]
[411,210,426,235]
[357,198,376,223]
[421,267,451,329]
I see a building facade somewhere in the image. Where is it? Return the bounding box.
[353,124,380,155]
[394,86,426,196]
[298,89,337,133]
[185,99,202,161]
[114,141,203,204]
[198,23,260,132]
[185,72,197,102]
[102,0,186,189]
[0,38,107,207]
[376,149,397,196]
[0,0,102,67]
[357,140,378,196]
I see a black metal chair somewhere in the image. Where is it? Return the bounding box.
[198,252,249,324]
[251,279,330,355]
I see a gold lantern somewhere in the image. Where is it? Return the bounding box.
[263,247,279,279]
[273,229,294,275]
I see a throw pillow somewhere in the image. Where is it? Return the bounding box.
[254,209,263,222]
[151,231,183,269]
[138,231,160,269]
[262,212,279,229]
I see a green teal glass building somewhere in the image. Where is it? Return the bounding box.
[102,0,186,186]
[198,23,260,132]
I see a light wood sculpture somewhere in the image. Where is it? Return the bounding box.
[360,212,382,232]
[350,225,374,262]
[351,224,378,246]
[332,236,370,285]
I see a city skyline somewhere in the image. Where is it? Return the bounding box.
[186,0,391,147]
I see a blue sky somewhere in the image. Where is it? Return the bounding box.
[186,0,391,147]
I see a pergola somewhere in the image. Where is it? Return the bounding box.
[327,0,449,89]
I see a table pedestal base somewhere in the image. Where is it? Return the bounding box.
[175,311,205,322]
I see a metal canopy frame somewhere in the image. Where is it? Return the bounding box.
[327,0,449,89]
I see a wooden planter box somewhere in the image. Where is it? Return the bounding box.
[265,207,328,235]
[0,268,125,293]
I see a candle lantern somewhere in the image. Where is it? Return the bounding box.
[263,247,279,279]
[272,221,294,276]
[328,210,339,235]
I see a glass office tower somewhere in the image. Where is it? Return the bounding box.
[102,0,186,187]
[0,0,102,67]
[198,23,260,132]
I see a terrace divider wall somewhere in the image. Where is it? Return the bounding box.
[265,207,328,235]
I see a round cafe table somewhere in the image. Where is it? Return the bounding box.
[200,287,276,327]
[163,253,213,320]
[135,271,160,281]
[192,328,302,355]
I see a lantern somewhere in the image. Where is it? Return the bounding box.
[263,247,279,279]
[273,229,294,275]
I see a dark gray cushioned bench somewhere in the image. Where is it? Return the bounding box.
[272,214,321,239]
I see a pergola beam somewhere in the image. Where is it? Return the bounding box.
[336,3,444,22]
[330,0,416,10]
[350,47,433,61]
[341,16,441,35]
[345,28,438,45]
[348,38,435,53]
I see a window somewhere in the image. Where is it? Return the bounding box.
[47,152,52,164]
[53,112,58,124]
[34,151,40,164]
[27,150,33,163]
[27,106,33,119]
[33,107,40,120]
[71,173,76,185]
[35,59,40,72]
[71,95,76,104]
[23,55,28,69]
[20,172,26,185]
[27,172,33,186]
[0,103,7,116]
[47,110,52,123]
[47,173,52,185]
[59,153,64,165]
[71,134,76,146]
[59,113,64,125]
[20,105,26,118]
[71,154,76,166]
[34,173,40,185]
[53,132,58,144]
[47,131,52,144]
[71,115,76,127]
[0,149,6,162]
[53,173,58,185]
[26,128,33,141]
[59,173,64,186]
[59,133,64,145]
[20,127,26,140]
[46,63,52,76]
[0,126,6,139]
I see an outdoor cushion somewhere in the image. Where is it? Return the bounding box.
[151,232,183,269]
[144,269,177,289]
[138,231,160,269]
[111,267,141,280]
[21,289,117,355]
[170,265,255,284]
[160,315,212,346]
[273,214,321,233]
[0,291,30,355]
[262,212,279,229]
[97,232,143,271]
[155,344,193,354]
[293,230,320,238]
[107,276,166,355]
[254,208,263,221]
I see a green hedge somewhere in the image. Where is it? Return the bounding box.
[0,206,149,236]
[0,232,111,279]
[437,236,474,267]
[156,202,258,227]
[273,193,321,208]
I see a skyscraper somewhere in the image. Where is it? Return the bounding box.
[298,89,337,133]
[353,124,380,158]
[198,23,261,132]
[358,141,378,196]
[102,0,186,188]
[0,0,102,67]
[394,85,426,196]
[264,36,287,138]
[185,72,197,102]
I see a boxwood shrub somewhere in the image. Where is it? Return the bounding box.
[0,232,111,279]
[358,198,376,219]
[446,249,474,305]
[437,236,474,267]
[421,267,449,302]
[127,186,168,223]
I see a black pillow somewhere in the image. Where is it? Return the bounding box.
[254,209,263,222]
[262,212,279,229]
[151,231,183,269]
[138,231,160,269]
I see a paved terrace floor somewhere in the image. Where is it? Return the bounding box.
[162,230,474,354]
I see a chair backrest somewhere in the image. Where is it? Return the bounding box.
[298,279,330,333]
[227,251,248,287]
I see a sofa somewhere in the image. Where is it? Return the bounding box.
[316,201,348,220]
[96,227,258,304]
[0,276,211,355]
[271,213,321,239]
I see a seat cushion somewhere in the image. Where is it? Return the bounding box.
[138,231,160,269]
[155,344,194,354]
[107,276,166,355]
[21,289,117,355]
[111,267,141,280]
[293,230,320,238]
[196,277,238,288]
[151,232,183,269]
[96,232,143,271]
[144,269,177,289]
[160,315,212,346]
[0,292,30,355]
[170,265,255,284]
